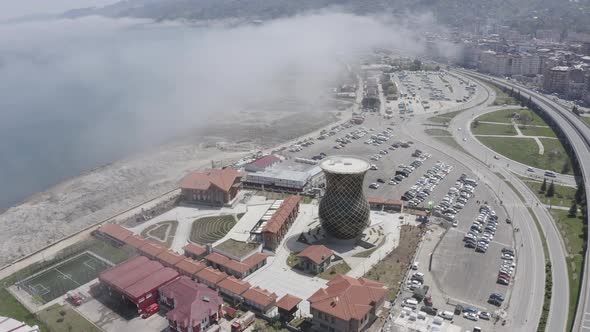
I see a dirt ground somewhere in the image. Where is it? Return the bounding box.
[364,225,425,298]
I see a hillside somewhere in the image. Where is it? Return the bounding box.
[63,0,590,32]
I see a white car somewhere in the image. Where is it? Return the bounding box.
[464,312,478,321]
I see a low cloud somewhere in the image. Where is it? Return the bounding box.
[0,11,451,207]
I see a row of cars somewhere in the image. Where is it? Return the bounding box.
[463,205,498,254]
[435,175,477,225]
[497,248,516,286]
[402,161,452,207]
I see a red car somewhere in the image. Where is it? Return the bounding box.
[498,273,511,280]
[141,303,160,319]
[65,292,82,306]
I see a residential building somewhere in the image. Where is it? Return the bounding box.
[195,267,228,289]
[183,243,207,260]
[297,245,333,274]
[260,196,302,250]
[543,66,570,94]
[174,258,206,279]
[95,223,132,246]
[204,252,267,279]
[180,168,242,206]
[276,294,302,322]
[159,277,223,332]
[308,275,387,332]
[217,276,251,304]
[242,286,278,314]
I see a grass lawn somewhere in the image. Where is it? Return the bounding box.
[427,110,464,125]
[490,85,519,106]
[477,137,572,173]
[424,128,451,136]
[476,108,545,126]
[550,209,585,332]
[286,252,300,268]
[141,220,178,248]
[582,116,590,126]
[521,179,576,206]
[37,304,101,332]
[364,225,423,298]
[0,288,47,330]
[318,261,351,280]
[519,125,556,138]
[472,122,517,136]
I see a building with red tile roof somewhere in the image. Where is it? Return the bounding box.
[174,258,206,278]
[138,241,167,260]
[244,155,281,172]
[99,256,179,311]
[307,275,387,332]
[217,276,251,303]
[180,168,242,206]
[96,224,132,244]
[157,250,185,268]
[182,243,207,260]
[124,234,149,249]
[204,252,267,279]
[195,267,228,289]
[242,286,277,314]
[260,196,302,250]
[297,245,333,274]
[159,277,223,332]
[277,294,302,322]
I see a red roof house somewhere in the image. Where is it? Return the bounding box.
[96,224,132,243]
[297,245,333,274]
[242,286,277,313]
[159,277,224,332]
[180,168,242,206]
[244,155,281,172]
[183,243,207,260]
[307,275,387,332]
[174,258,206,278]
[99,256,179,311]
[217,276,251,302]
[195,267,228,289]
[157,250,185,268]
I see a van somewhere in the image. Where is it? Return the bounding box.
[544,171,556,178]
[438,310,454,320]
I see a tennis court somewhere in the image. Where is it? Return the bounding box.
[18,251,112,303]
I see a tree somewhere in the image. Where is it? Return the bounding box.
[561,162,571,174]
[509,87,514,96]
[573,105,581,116]
[569,202,578,217]
[546,180,555,197]
[528,96,533,108]
[540,178,547,193]
[575,185,586,204]
[473,120,480,128]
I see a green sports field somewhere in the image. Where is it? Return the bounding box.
[18,252,111,303]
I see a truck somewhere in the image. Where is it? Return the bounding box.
[65,291,82,306]
[231,311,255,332]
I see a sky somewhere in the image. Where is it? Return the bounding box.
[0,7,453,208]
[0,0,116,20]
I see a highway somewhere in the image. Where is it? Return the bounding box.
[458,70,590,332]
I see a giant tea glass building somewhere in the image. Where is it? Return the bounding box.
[318,156,370,239]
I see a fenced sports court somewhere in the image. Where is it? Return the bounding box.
[17,251,112,303]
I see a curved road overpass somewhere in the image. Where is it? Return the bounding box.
[458,69,590,332]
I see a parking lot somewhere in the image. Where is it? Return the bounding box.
[273,88,518,328]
